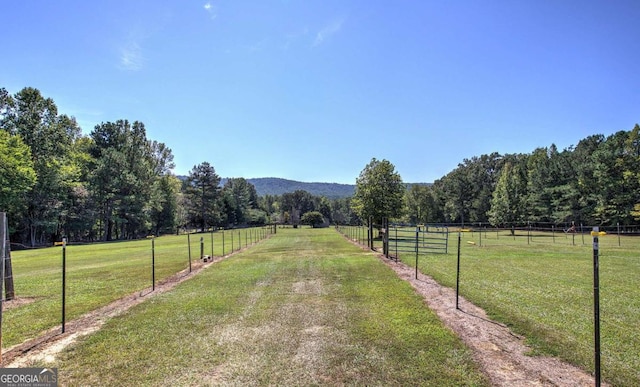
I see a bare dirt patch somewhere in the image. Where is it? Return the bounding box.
[375,251,604,386]
[2,297,38,311]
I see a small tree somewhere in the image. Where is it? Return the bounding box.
[301,211,325,228]
[351,158,405,227]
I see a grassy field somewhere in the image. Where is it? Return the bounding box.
[377,227,640,387]
[37,228,487,386]
[3,228,268,349]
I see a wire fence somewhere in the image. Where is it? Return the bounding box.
[336,221,640,260]
[0,225,275,356]
[444,222,639,250]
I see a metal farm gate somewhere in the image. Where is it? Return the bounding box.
[384,224,449,261]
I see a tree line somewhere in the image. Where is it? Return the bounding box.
[2,86,638,246]
[0,87,362,246]
[403,126,640,228]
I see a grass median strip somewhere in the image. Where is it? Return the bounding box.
[45,228,487,385]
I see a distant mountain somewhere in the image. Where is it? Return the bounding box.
[177,176,430,198]
[241,178,355,198]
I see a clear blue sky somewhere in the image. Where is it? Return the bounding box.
[3,1,639,184]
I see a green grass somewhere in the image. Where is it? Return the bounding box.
[385,228,640,387]
[46,228,487,386]
[3,228,268,348]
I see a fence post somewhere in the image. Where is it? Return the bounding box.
[383,218,389,258]
[152,237,155,291]
[369,217,373,250]
[415,226,419,280]
[187,233,192,273]
[617,222,621,247]
[592,227,601,387]
[395,226,398,262]
[3,231,13,301]
[62,237,67,333]
[0,213,5,361]
[456,231,461,310]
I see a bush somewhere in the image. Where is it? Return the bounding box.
[301,211,325,228]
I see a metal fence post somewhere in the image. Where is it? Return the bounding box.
[152,237,155,291]
[187,233,192,273]
[456,231,461,310]
[592,227,601,387]
[62,237,67,333]
[415,226,419,279]
[395,226,398,262]
[0,213,5,360]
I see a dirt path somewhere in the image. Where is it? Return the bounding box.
[3,236,603,386]
[376,252,603,386]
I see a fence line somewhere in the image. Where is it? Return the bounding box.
[1,226,273,353]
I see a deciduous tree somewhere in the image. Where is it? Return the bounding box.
[351,158,405,227]
[301,211,325,228]
[0,131,36,218]
[4,87,81,245]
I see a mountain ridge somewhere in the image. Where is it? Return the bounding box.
[177,176,430,198]
[231,177,356,198]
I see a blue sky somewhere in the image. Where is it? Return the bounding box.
[3,1,639,184]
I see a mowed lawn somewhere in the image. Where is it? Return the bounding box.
[4,228,267,348]
[46,228,487,386]
[397,230,640,387]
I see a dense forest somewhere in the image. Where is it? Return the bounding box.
[420,127,640,228]
[2,86,639,246]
